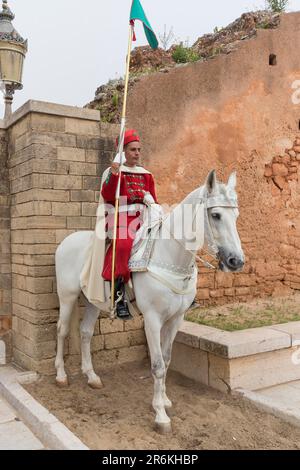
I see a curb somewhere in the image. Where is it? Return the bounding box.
[235,388,300,429]
[0,365,89,450]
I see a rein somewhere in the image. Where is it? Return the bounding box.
[161,192,239,271]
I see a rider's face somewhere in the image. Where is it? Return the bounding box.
[125,141,141,167]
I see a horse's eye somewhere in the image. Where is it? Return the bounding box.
[212,213,221,220]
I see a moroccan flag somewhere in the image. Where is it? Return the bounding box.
[130,0,158,49]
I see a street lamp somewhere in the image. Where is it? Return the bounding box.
[0,0,27,120]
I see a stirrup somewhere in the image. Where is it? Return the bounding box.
[116,300,133,321]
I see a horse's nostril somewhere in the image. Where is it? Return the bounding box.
[228,257,244,269]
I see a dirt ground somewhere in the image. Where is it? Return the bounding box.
[187,293,300,331]
[24,360,300,450]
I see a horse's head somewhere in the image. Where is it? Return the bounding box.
[205,170,244,272]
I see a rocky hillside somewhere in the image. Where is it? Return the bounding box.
[86,10,281,123]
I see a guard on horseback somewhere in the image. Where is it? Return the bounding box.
[101,129,158,320]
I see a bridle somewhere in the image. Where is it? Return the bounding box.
[164,191,239,270]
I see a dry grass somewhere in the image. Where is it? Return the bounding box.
[186,294,300,331]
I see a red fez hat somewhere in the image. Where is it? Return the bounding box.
[115,129,140,149]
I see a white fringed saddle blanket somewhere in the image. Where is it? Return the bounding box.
[129,205,197,295]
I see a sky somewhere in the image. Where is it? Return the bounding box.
[1,0,299,115]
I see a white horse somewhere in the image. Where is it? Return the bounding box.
[55,170,244,433]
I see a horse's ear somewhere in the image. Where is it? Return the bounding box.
[206,170,217,194]
[227,171,237,190]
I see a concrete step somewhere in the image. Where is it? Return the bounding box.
[0,395,45,450]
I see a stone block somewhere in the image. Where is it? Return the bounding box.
[11,254,24,264]
[67,217,91,229]
[52,202,81,216]
[170,342,209,385]
[199,326,290,358]
[26,277,53,294]
[215,272,234,288]
[104,332,131,350]
[81,202,98,216]
[27,266,55,277]
[100,318,124,334]
[91,335,105,352]
[225,288,236,296]
[234,274,256,287]
[13,332,56,360]
[53,175,85,190]
[196,288,210,300]
[30,113,65,132]
[55,230,74,244]
[57,147,85,162]
[11,264,28,276]
[33,159,70,175]
[70,190,94,202]
[270,321,300,344]
[68,162,97,176]
[235,287,251,296]
[9,115,30,140]
[197,273,215,289]
[228,347,300,391]
[208,353,230,392]
[12,303,58,325]
[85,150,100,163]
[19,216,67,230]
[210,289,224,298]
[127,329,146,346]
[12,274,26,290]
[13,348,56,375]
[76,136,102,150]
[23,255,55,266]
[0,273,11,290]
[12,189,69,204]
[117,345,148,364]
[13,317,57,342]
[53,175,82,190]
[124,315,144,331]
[65,118,100,136]
[82,176,101,191]
[11,201,52,218]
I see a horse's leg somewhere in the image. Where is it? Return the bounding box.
[55,294,78,386]
[143,314,171,434]
[161,313,184,409]
[80,300,102,389]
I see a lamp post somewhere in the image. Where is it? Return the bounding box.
[0,0,27,120]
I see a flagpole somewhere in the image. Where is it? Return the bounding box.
[110,21,134,316]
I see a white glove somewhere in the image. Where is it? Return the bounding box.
[143,192,155,207]
[113,152,126,164]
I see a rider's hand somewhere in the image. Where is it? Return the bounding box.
[111,162,120,175]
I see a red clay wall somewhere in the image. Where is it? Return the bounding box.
[128,12,300,305]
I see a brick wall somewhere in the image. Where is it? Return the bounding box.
[0,126,11,361]
[127,12,300,307]
[5,101,146,374]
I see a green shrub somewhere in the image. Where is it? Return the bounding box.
[266,0,289,12]
[172,43,200,64]
[112,92,119,108]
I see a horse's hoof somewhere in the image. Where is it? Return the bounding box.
[88,379,103,389]
[155,421,172,435]
[56,377,68,387]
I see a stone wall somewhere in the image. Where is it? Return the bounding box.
[0,125,11,361]
[3,101,146,374]
[127,12,300,305]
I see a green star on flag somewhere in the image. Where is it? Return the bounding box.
[130,0,158,49]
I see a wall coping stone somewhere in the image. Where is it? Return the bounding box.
[176,320,297,359]
[0,100,100,130]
